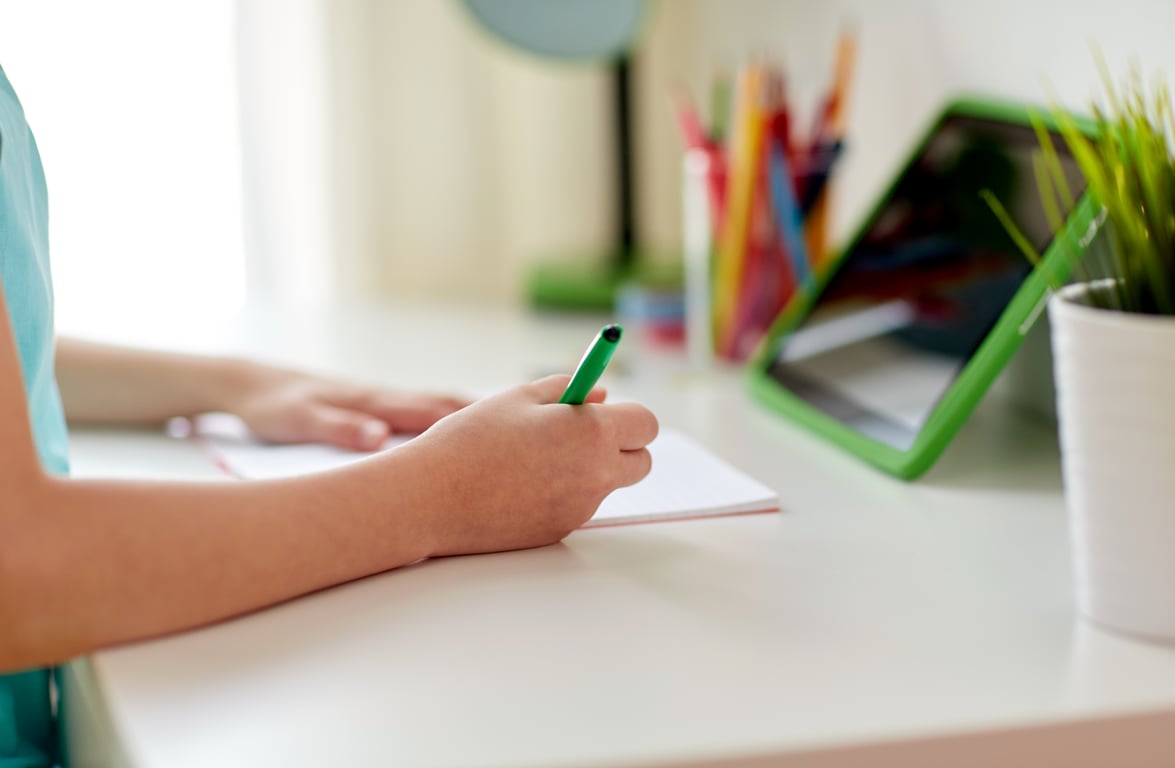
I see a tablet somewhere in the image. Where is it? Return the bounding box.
[746,97,1100,479]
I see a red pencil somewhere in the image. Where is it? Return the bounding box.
[672,90,729,236]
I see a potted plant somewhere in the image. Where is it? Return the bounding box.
[987,63,1175,644]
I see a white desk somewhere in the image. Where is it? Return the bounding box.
[62,301,1175,767]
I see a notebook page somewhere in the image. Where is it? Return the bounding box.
[204,435,413,478]
[194,414,412,479]
[588,430,779,526]
[197,415,778,525]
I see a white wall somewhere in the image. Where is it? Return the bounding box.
[332,0,616,303]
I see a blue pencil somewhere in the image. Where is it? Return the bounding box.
[767,140,813,290]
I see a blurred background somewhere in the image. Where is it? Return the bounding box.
[1,0,1173,339]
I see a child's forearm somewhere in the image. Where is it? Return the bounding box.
[1,375,657,673]
[0,456,434,671]
[55,337,263,425]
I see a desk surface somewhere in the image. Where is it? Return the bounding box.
[64,301,1175,768]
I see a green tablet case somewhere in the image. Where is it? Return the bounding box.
[745,97,1101,480]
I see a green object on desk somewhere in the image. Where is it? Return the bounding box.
[560,324,623,404]
[528,256,683,311]
[745,97,1102,480]
[528,261,629,311]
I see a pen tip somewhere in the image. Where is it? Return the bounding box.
[602,325,622,343]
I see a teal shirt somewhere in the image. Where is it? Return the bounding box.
[0,65,71,768]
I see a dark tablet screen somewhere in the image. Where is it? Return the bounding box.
[764,114,1085,449]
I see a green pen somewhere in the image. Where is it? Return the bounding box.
[559,324,623,404]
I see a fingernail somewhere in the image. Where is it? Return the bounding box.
[361,421,387,448]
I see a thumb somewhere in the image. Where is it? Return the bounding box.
[526,374,574,403]
[301,405,389,451]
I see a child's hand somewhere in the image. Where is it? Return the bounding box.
[228,365,471,451]
[397,375,659,556]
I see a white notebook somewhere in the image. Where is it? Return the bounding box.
[196,415,779,527]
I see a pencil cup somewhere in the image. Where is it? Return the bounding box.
[681,136,841,364]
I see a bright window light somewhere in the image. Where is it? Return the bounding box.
[0,1,246,342]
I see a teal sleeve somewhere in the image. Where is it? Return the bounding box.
[0,62,71,768]
[0,672,53,768]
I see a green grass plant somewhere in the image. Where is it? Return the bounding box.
[983,54,1175,315]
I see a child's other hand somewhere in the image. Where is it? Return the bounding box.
[400,375,659,556]
[229,366,471,451]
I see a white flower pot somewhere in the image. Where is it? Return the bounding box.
[1050,281,1175,643]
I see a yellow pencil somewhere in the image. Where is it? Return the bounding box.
[808,28,857,268]
[828,27,857,138]
[713,63,766,356]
